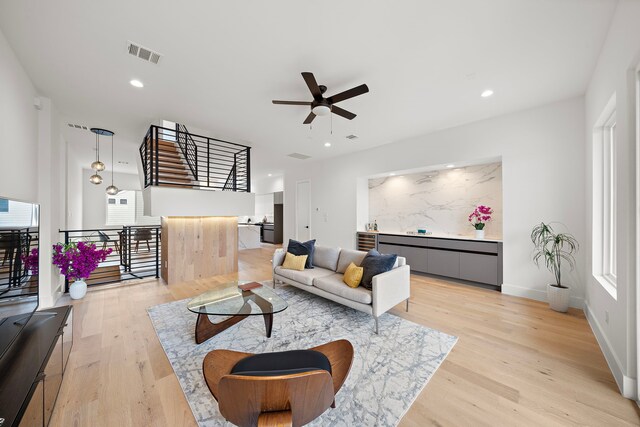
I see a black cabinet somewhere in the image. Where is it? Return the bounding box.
[0,306,73,427]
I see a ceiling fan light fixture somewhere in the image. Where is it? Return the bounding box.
[312,105,331,116]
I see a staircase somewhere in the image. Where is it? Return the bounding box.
[143,136,195,188]
[139,124,250,192]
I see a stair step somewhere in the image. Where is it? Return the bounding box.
[158,174,192,182]
[157,163,188,171]
[158,168,188,176]
[157,183,197,189]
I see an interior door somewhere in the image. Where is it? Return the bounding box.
[296,180,310,241]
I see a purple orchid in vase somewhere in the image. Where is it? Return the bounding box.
[52,241,112,282]
[468,205,494,230]
[22,248,39,276]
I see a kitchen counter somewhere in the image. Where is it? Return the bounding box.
[238,224,261,249]
[358,230,503,243]
[357,231,503,289]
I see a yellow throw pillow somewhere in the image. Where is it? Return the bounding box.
[282,252,308,271]
[343,262,364,288]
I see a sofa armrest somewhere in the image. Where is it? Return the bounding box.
[372,265,410,317]
[272,248,286,272]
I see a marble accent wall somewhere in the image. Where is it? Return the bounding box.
[368,162,502,238]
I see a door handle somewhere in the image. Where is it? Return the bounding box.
[305,226,309,229]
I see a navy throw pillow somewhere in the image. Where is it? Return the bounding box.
[360,249,397,290]
[287,239,316,269]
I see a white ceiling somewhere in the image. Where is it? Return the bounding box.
[0,0,617,178]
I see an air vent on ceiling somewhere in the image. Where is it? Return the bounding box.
[127,41,162,64]
[287,153,311,160]
[345,134,358,140]
[67,123,88,130]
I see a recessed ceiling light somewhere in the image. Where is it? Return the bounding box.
[481,89,494,98]
[324,142,331,147]
[130,79,144,88]
[389,173,396,176]
[268,173,272,177]
[445,164,455,168]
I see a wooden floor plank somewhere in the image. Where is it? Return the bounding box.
[48,243,640,426]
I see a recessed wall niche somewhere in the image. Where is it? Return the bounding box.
[368,162,503,239]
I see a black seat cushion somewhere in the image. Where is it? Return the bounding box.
[360,249,398,290]
[231,349,331,377]
[287,239,316,269]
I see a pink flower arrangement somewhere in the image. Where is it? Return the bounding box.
[52,241,112,281]
[468,205,494,230]
[22,248,39,276]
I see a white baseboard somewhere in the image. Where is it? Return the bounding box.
[501,283,583,309]
[584,302,638,400]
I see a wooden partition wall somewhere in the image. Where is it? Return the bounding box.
[161,216,238,285]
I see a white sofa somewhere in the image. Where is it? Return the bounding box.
[272,246,411,333]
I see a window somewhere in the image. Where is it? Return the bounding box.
[0,199,8,213]
[105,190,160,226]
[592,94,617,298]
[106,191,136,225]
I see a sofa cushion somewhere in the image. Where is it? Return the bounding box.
[274,266,334,286]
[360,249,398,290]
[281,252,307,271]
[343,262,364,288]
[336,249,367,274]
[287,239,316,269]
[313,245,341,271]
[313,274,372,304]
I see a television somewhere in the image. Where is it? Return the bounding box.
[0,197,39,360]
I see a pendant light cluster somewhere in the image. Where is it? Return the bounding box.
[89,128,119,195]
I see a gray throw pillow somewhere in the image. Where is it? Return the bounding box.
[360,249,398,290]
[287,239,316,269]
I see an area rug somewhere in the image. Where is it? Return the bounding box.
[147,283,457,426]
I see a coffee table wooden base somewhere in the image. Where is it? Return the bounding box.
[195,304,275,344]
[192,288,278,344]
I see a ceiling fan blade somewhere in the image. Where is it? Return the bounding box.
[303,111,316,124]
[272,100,312,105]
[331,105,356,120]
[301,72,322,100]
[327,84,369,104]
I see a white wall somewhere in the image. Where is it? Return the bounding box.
[0,27,38,202]
[66,149,83,230]
[284,97,585,308]
[583,0,640,399]
[37,97,66,307]
[0,28,66,307]
[252,175,284,194]
[82,169,141,229]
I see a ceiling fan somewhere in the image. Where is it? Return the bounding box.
[272,72,369,124]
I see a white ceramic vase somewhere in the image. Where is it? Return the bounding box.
[547,284,570,312]
[475,229,485,240]
[69,279,87,300]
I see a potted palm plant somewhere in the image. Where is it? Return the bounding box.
[530,222,579,312]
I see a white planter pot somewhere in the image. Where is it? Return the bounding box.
[475,229,485,240]
[69,279,87,300]
[547,284,570,312]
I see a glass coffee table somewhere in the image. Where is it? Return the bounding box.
[187,281,288,344]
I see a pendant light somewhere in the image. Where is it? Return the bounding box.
[89,128,113,185]
[105,131,119,195]
[90,130,105,172]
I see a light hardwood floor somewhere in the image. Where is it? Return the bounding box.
[50,244,640,426]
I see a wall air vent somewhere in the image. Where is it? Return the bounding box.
[127,41,162,65]
[287,153,311,160]
[67,123,88,130]
[345,134,358,140]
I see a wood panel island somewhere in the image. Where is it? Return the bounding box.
[357,231,503,290]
